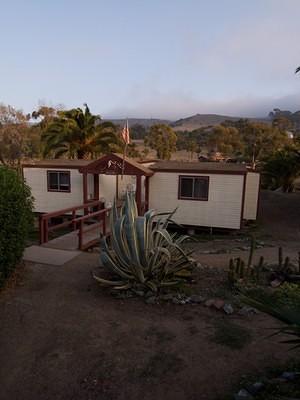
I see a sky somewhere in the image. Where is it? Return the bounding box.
[1,0,300,120]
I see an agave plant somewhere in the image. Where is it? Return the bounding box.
[242,292,300,350]
[93,192,195,293]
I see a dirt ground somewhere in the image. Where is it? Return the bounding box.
[1,190,300,400]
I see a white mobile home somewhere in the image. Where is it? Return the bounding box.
[23,153,260,230]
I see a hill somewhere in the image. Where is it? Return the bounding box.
[104,118,171,128]
[171,113,270,131]
[105,114,270,131]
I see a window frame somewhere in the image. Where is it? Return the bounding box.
[47,170,71,193]
[178,175,209,201]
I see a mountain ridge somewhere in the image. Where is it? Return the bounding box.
[106,113,270,131]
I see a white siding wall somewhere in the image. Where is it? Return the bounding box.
[243,172,260,220]
[99,175,116,207]
[23,168,85,213]
[149,172,244,229]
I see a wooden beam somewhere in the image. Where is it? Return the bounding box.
[83,172,88,203]
[136,175,142,215]
[116,175,119,200]
[145,176,150,212]
[93,174,99,200]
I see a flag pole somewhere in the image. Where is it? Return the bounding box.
[122,119,129,179]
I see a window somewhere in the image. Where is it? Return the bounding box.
[178,176,209,201]
[47,171,71,192]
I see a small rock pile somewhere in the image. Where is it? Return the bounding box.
[233,371,300,399]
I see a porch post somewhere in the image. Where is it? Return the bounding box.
[136,175,142,215]
[93,174,99,200]
[145,176,150,212]
[83,172,88,204]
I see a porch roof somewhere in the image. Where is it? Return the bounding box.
[78,153,154,176]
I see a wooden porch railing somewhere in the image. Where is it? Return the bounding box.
[39,200,109,250]
[76,208,108,250]
[39,200,146,251]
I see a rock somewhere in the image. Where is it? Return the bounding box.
[159,293,175,301]
[145,291,155,298]
[280,371,300,381]
[270,279,282,288]
[190,294,205,304]
[205,299,215,307]
[172,297,187,305]
[134,290,145,297]
[238,306,259,316]
[234,388,254,399]
[245,382,264,395]
[213,299,225,309]
[145,296,157,305]
[223,303,234,314]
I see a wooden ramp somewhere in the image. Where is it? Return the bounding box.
[39,201,112,251]
[42,225,102,251]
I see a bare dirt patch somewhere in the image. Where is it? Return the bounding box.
[0,190,300,400]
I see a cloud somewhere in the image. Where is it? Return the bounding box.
[105,1,300,120]
[105,90,300,120]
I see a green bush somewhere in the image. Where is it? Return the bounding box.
[0,166,33,285]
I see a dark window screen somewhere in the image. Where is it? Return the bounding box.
[179,176,209,200]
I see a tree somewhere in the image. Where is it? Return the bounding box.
[144,124,177,160]
[41,104,120,159]
[239,121,289,168]
[207,125,243,156]
[126,142,140,158]
[129,123,147,140]
[263,147,300,192]
[0,104,32,167]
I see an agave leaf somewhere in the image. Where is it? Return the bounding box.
[111,215,131,267]
[150,247,172,274]
[100,252,133,280]
[160,280,181,286]
[92,272,125,286]
[146,280,158,292]
[113,282,132,290]
[111,198,119,223]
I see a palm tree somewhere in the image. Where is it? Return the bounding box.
[42,104,121,159]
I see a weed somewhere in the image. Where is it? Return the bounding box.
[211,319,252,350]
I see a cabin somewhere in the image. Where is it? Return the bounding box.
[23,153,260,235]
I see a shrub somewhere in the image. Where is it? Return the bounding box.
[0,166,33,285]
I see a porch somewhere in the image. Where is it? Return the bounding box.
[38,154,154,251]
[78,153,153,216]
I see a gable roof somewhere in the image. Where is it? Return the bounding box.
[150,161,248,175]
[78,153,154,176]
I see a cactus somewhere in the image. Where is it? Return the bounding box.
[278,247,283,269]
[247,236,255,269]
[227,237,264,286]
[284,256,290,271]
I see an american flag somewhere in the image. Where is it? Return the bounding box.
[121,120,130,145]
